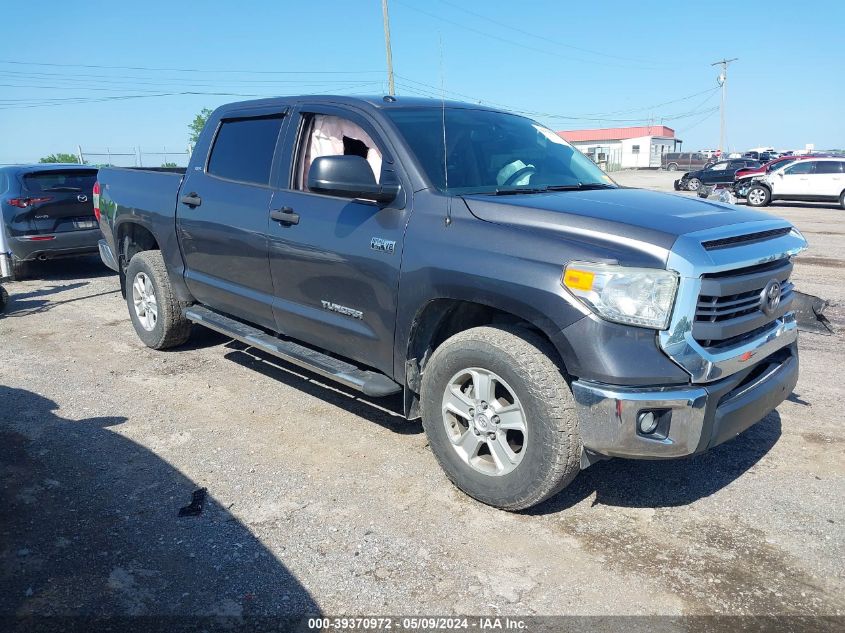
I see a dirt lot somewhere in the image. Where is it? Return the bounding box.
[1,172,843,624]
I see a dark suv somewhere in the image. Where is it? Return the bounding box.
[0,164,100,278]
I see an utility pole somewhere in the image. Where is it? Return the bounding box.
[381,0,395,96]
[711,57,737,154]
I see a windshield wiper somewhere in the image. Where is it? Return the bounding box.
[42,186,82,192]
[544,182,616,191]
[492,186,549,195]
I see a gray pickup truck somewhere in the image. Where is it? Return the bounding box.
[96,96,806,510]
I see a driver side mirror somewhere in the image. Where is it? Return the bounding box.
[308,155,400,204]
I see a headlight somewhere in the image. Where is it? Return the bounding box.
[562,262,678,329]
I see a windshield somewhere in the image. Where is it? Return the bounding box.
[385,107,616,194]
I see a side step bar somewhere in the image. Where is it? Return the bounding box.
[184,306,401,398]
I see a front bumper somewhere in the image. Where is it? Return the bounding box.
[8,229,100,261]
[572,344,798,459]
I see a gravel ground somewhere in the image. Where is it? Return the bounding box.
[1,172,843,625]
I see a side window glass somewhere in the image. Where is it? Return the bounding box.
[814,161,844,174]
[207,115,284,185]
[295,114,383,191]
[784,161,815,175]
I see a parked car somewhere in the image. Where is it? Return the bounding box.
[97,95,805,510]
[734,155,811,181]
[0,164,100,279]
[674,158,761,191]
[661,152,709,171]
[744,157,845,208]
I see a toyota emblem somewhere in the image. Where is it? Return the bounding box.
[77,194,88,203]
[760,279,782,316]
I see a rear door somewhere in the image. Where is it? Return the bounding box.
[19,169,98,235]
[808,160,844,197]
[265,104,408,375]
[177,109,287,330]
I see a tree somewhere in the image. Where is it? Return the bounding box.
[161,162,178,168]
[39,152,83,164]
[189,108,213,146]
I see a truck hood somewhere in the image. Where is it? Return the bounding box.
[461,187,779,254]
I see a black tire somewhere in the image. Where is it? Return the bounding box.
[11,256,31,281]
[686,177,701,192]
[420,325,581,511]
[839,190,845,210]
[667,163,678,171]
[0,285,7,313]
[746,184,771,207]
[125,250,191,350]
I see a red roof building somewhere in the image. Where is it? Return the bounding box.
[557,125,682,169]
[558,125,676,143]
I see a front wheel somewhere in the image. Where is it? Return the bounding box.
[420,326,581,511]
[686,177,702,191]
[746,185,771,207]
[839,190,845,210]
[666,163,678,171]
[125,250,191,350]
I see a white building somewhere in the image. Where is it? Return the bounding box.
[557,125,682,169]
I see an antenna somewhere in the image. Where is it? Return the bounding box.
[439,33,451,226]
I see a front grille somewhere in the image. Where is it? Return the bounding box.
[693,258,793,347]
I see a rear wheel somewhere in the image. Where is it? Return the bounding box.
[11,256,31,281]
[667,163,678,171]
[746,185,771,207]
[839,190,845,210]
[420,325,581,511]
[686,177,702,191]
[0,285,7,313]
[125,250,191,349]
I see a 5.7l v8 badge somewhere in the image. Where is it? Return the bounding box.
[370,237,396,254]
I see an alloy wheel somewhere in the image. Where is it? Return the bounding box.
[441,368,527,476]
[132,272,158,331]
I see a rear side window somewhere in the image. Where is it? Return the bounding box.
[23,170,97,193]
[207,115,284,185]
[814,161,844,174]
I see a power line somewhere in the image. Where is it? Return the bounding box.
[433,0,683,67]
[393,0,669,71]
[0,59,383,75]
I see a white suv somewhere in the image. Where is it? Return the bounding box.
[746,158,845,208]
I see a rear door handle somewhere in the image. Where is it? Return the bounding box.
[180,192,202,208]
[270,207,300,226]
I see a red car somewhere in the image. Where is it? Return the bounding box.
[734,155,813,180]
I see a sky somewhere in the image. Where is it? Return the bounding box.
[1,0,843,164]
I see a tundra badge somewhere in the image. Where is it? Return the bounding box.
[370,237,396,254]
[321,300,363,320]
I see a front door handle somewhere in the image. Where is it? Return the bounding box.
[270,207,300,226]
[180,192,202,208]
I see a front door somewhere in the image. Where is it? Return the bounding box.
[774,160,814,197]
[267,105,408,375]
[177,112,286,330]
